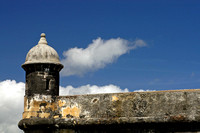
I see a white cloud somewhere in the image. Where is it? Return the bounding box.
[0,80,24,133]
[134,89,155,92]
[0,80,129,132]
[61,37,146,76]
[60,84,129,95]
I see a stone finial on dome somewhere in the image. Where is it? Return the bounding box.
[22,33,63,68]
[38,33,48,45]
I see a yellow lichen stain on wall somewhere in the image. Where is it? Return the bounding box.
[40,106,45,112]
[58,100,66,107]
[112,96,119,101]
[29,101,40,111]
[62,106,81,118]
[23,96,57,119]
[26,100,56,112]
[54,115,59,119]
[23,97,81,119]
[39,113,50,118]
[23,111,37,119]
[24,97,28,111]
[23,112,50,119]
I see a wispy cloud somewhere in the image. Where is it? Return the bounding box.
[61,37,146,76]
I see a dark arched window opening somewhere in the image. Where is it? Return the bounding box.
[46,79,50,90]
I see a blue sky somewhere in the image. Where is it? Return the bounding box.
[1,0,200,91]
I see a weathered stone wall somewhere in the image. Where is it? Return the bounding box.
[19,89,200,132]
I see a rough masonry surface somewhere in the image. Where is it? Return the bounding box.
[19,89,200,132]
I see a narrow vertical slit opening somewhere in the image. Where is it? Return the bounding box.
[46,79,50,90]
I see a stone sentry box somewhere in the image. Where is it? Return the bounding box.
[20,33,63,120]
[22,63,62,96]
[19,33,200,133]
[21,33,63,97]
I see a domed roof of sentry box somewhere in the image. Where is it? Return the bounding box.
[22,33,63,67]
